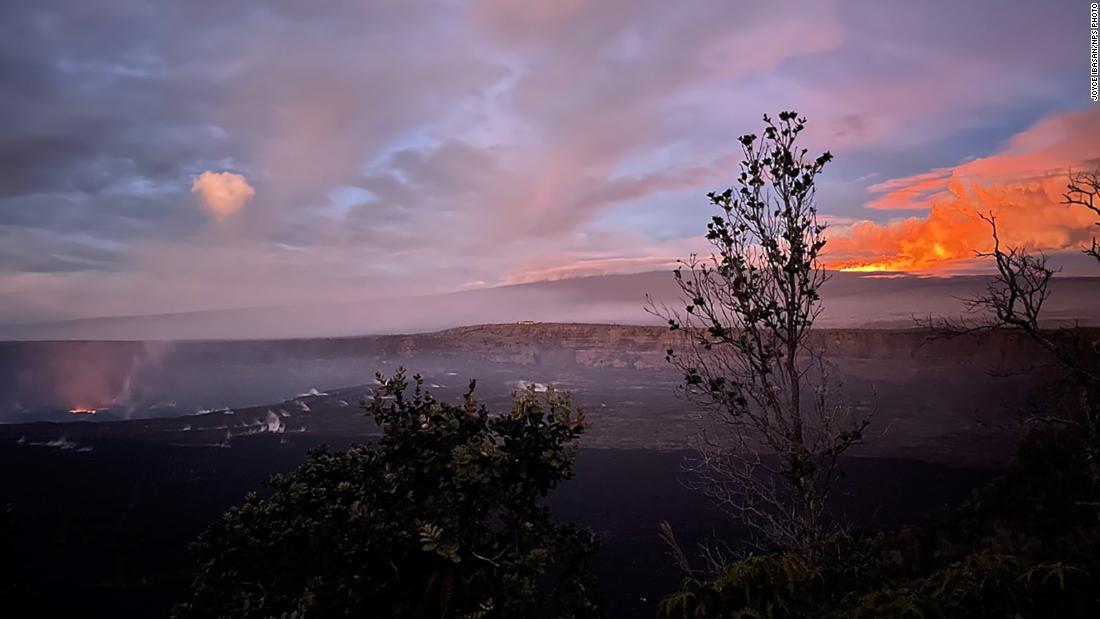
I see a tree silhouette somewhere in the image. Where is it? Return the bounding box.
[650,112,870,556]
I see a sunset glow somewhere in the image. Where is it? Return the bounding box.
[0,0,1093,331]
[3,4,1100,614]
[823,107,1100,274]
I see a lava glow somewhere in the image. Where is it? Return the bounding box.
[829,239,958,273]
[822,107,1100,275]
[824,185,1094,273]
[68,407,98,415]
[835,263,908,273]
[827,242,969,273]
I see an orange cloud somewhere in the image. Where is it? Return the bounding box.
[828,108,1100,272]
[864,168,953,210]
[191,171,256,219]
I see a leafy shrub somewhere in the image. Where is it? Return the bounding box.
[173,370,601,618]
[658,553,821,619]
[660,427,1100,618]
[837,553,1097,619]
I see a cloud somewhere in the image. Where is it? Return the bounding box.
[501,256,679,285]
[864,168,954,210]
[0,0,1091,325]
[191,171,255,218]
[827,107,1100,271]
[497,230,707,285]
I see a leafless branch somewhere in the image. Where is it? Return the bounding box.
[1063,167,1100,265]
[929,170,1100,482]
[657,520,693,576]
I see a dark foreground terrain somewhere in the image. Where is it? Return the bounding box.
[0,434,989,617]
[0,324,1072,615]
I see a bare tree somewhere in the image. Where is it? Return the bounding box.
[649,112,870,556]
[965,212,1056,334]
[1064,167,1100,265]
[938,168,1100,481]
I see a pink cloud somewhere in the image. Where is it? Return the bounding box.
[865,168,953,210]
[191,171,255,219]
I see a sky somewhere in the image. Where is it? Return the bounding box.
[0,0,1097,324]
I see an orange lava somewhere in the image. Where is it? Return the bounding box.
[68,407,98,415]
[834,260,917,273]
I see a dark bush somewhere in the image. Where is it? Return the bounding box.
[174,370,601,618]
[660,427,1100,618]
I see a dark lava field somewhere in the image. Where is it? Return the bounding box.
[0,323,1068,616]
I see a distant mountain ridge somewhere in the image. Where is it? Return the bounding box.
[2,271,1099,341]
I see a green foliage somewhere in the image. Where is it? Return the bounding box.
[173,369,601,618]
[837,553,1098,619]
[661,549,1100,619]
[659,427,1100,618]
[658,553,822,619]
